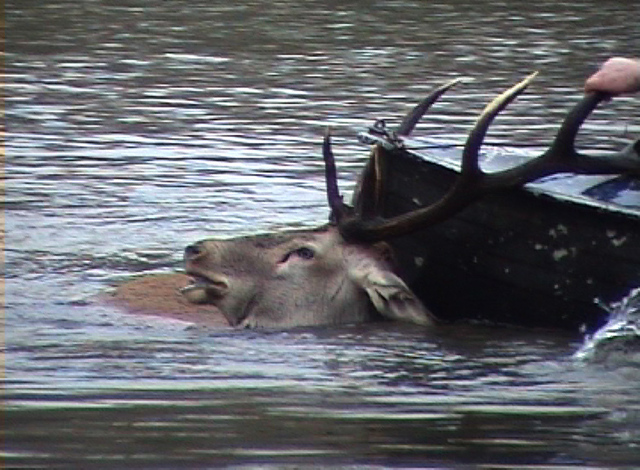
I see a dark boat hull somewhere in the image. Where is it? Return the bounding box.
[379,146,640,332]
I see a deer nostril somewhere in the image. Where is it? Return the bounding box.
[185,243,203,258]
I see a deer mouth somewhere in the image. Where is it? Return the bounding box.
[179,276,209,304]
[182,274,212,289]
[180,271,256,328]
[180,272,229,303]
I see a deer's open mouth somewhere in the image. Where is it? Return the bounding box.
[181,271,252,327]
[181,274,210,290]
[180,272,229,303]
[178,276,208,304]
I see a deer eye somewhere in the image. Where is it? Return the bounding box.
[280,247,315,263]
[294,247,315,259]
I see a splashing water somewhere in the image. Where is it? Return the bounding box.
[574,288,640,366]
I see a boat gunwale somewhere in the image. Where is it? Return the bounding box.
[358,131,640,221]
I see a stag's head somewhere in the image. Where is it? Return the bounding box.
[181,226,432,328]
[178,80,473,329]
[180,71,639,329]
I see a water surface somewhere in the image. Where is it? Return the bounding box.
[5,0,640,468]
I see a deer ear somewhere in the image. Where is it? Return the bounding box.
[349,262,435,326]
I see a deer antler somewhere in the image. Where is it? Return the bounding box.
[323,127,350,224]
[324,78,464,224]
[332,73,640,243]
[396,77,464,136]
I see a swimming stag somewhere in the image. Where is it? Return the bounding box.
[181,70,640,329]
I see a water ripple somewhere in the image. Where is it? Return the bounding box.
[5,0,640,467]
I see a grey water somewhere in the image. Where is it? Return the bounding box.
[4,0,640,468]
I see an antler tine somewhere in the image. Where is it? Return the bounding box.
[538,91,640,175]
[549,91,607,158]
[353,144,386,219]
[396,78,464,136]
[462,72,538,176]
[323,128,348,223]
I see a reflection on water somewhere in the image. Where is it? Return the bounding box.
[5,0,640,467]
[7,317,640,468]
